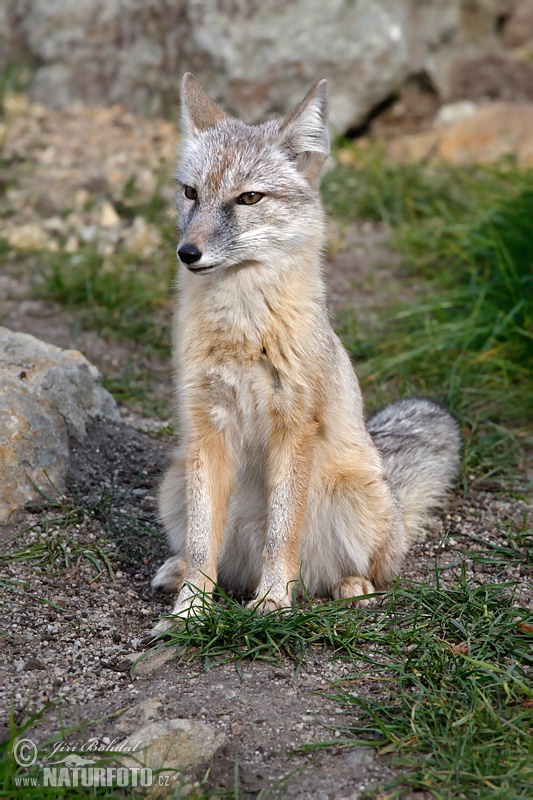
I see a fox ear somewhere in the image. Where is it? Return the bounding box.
[278,79,330,183]
[180,73,227,137]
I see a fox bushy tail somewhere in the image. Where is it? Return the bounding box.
[367,398,461,540]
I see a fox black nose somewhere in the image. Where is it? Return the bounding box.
[177,244,202,265]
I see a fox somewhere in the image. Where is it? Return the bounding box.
[152,73,461,628]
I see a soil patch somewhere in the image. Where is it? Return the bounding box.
[1,417,530,797]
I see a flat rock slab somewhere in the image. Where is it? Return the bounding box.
[121,718,228,776]
[0,327,118,521]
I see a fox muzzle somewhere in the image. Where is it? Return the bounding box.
[177,243,202,265]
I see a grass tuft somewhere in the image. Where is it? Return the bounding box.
[40,244,173,356]
[0,482,161,583]
[151,585,375,668]
[303,575,532,798]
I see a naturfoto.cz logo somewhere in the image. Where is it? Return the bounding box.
[12,737,170,789]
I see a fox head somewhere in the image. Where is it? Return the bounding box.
[175,74,330,275]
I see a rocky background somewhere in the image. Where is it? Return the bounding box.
[1,0,533,131]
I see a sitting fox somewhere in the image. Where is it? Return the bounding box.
[152,74,460,627]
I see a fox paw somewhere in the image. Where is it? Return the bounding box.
[150,585,208,636]
[332,577,376,607]
[247,593,293,615]
[151,555,187,592]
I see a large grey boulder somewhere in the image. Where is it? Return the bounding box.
[1,0,506,131]
[0,328,118,521]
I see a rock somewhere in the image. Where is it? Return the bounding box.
[345,746,376,768]
[436,100,478,127]
[437,103,533,164]
[0,1,511,132]
[25,657,46,670]
[0,328,118,521]
[121,719,228,775]
[7,223,53,251]
[42,216,68,235]
[388,102,533,166]
[230,723,245,736]
[115,697,165,733]
[122,216,162,257]
[1,328,118,439]
[387,130,442,163]
[98,201,121,229]
[502,0,533,49]
[130,646,177,678]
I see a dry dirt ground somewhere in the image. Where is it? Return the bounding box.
[1,416,530,798]
[0,92,531,798]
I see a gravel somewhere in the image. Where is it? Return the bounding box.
[1,417,530,797]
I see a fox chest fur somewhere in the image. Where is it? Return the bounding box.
[176,272,323,455]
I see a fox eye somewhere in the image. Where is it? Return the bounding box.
[183,185,198,200]
[236,191,264,206]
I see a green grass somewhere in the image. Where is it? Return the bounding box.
[40,242,173,356]
[34,167,177,358]
[322,145,532,229]
[0,483,162,590]
[1,517,115,581]
[452,515,532,574]
[102,366,173,421]
[147,517,531,799]
[0,494,115,621]
[150,586,382,669]
[323,145,533,483]
[313,576,533,799]
[0,59,34,118]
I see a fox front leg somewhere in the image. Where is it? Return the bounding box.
[155,429,235,630]
[249,421,318,613]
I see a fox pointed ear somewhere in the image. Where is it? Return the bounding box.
[278,79,330,183]
[180,73,227,137]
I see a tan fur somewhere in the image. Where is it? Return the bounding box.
[332,577,376,607]
[152,75,459,628]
